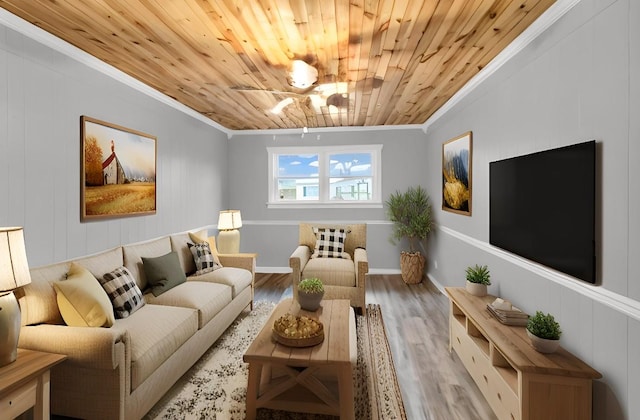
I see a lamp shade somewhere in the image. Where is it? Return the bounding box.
[217,210,242,231]
[0,227,31,292]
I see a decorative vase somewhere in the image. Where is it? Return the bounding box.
[298,290,324,311]
[465,281,487,297]
[527,330,560,353]
[400,251,425,284]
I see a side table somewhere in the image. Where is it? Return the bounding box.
[0,348,66,420]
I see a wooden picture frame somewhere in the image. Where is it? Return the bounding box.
[442,131,472,216]
[81,116,157,221]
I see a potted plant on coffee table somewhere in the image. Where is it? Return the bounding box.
[526,311,562,353]
[465,264,491,296]
[297,277,325,311]
[385,185,433,284]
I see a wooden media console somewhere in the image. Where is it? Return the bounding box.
[446,287,601,420]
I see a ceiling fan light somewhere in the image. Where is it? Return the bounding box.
[288,60,318,89]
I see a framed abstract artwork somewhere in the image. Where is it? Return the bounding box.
[442,131,472,216]
[81,116,157,221]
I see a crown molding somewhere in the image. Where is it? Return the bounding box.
[0,8,231,135]
[1,1,581,138]
[422,0,583,131]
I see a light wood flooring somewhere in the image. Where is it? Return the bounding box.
[254,273,496,420]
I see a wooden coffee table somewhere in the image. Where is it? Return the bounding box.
[243,298,355,419]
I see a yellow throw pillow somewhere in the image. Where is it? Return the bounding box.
[53,262,115,327]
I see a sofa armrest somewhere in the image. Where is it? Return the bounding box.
[354,248,369,287]
[19,324,128,370]
[217,252,256,274]
[289,246,311,276]
[289,246,311,299]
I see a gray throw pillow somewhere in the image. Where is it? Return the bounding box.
[142,251,187,296]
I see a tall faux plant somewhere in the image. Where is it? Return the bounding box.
[386,185,433,253]
[386,186,433,284]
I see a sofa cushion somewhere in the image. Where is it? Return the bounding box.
[53,263,115,328]
[312,227,348,258]
[142,252,186,296]
[74,247,125,281]
[100,266,146,318]
[123,237,172,291]
[188,242,221,276]
[113,304,198,390]
[188,267,251,298]
[143,282,232,328]
[303,257,356,287]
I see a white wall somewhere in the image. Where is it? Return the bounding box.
[424,0,638,418]
[0,20,228,268]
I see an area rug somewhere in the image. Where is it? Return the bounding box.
[145,301,406,419]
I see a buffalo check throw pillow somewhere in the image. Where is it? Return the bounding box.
[311,227,348,258]
[100,266,145,318]
[188,241,221,276]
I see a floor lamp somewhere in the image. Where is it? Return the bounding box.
[217,210,242,254]
[0,227,32,367]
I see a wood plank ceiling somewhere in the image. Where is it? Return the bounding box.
[0,0,555,131]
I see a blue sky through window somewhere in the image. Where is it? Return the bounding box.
[278,153,372,177]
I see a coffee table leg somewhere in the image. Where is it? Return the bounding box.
[338,365,354,419]
[246,362,262,420]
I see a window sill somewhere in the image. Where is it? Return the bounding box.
[266,201,383,209]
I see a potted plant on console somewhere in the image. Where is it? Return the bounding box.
[385,185,433,284]
[526,311,562,353]
[297,277,324,311]
[465,264,491,296]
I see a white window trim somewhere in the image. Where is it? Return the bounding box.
[267,144,383,209]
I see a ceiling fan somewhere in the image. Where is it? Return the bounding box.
[231,59,350,114]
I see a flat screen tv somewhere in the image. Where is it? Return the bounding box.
[489,141,596,284]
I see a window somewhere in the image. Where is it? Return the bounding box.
[267,145,383,208]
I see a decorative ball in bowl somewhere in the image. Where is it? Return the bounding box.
[272,313,324,347]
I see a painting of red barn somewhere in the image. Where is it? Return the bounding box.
[81,116,157,221]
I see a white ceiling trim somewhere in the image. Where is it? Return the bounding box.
[0,8,231,134]
[422,0,583,131]
[0,2,580,138]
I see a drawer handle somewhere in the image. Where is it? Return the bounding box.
[483,375,488,383]
[511,414,515,420]
[456,337,461,344]
[497,392,502,401]
[471,356,475,363]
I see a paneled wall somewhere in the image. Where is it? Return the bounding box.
[424,0,638,418]
[0,20,228,268]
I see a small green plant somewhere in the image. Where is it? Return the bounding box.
[298,277,324,294]
[527,311,562,340]
[465,264,491,285]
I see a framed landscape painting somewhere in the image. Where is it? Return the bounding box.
[442,131,472,216]
[81,116,157,221]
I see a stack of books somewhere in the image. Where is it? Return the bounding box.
[486,301,529,326]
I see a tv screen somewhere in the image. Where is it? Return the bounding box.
[489,141,596,284]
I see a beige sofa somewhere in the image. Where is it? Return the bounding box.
[15,229,255,420]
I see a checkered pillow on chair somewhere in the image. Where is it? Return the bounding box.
[188,241,221,275]
[100,266,145,318]
[311,227,348,258]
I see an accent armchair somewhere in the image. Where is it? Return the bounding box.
[289,223,368,313]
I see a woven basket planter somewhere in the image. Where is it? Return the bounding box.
[400,251,425,284]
